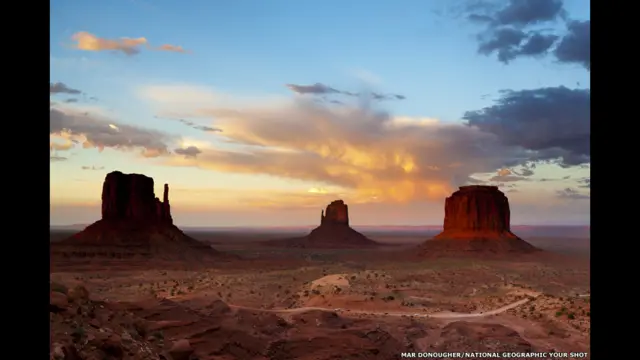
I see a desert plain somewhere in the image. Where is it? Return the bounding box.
[50,225,590,360]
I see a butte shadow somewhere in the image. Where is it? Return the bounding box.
[51,171,232,262]
[419,186,539,256]
[262,200,380,249]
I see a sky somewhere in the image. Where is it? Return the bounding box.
[50,0,590,227]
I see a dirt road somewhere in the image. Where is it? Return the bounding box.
[229,296,535,320]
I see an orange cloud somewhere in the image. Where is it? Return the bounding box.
[140,86,524,204]
[156,44,189,53]
[70,32,188,55]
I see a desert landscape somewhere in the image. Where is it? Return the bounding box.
[50,1,590,358]
[50,172,590,360]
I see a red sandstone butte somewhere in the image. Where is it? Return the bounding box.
[52,171,223,261]
[422,186,538,254]
[265,200,378,248]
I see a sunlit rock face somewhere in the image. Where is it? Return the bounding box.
[422,186,539,255]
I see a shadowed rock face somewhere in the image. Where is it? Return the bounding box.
[264,199,377,248]
[52,171,226,262]
[306,200,376,248]
[321,200,349,226]
[102,171,172,224]
[424,186,538,254]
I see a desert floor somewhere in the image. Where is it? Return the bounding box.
[50,230,590,360]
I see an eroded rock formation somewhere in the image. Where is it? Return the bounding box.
[438,186,511,237]
[263,199,377,248]
[101,171,172,224]
[52,171,226,262]
[321,200,349,226]
[423,186,538,254]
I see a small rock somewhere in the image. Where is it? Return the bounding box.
[168,339,194,360]
[61,344,82,360]
[89,319,100,328]
[67,285,90,302]
[51,343,64,359]
[50,292,68,313]
[100,334,123,358]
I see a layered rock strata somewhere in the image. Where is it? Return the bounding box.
[423,186,538,254]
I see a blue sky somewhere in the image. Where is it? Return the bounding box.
[50,0,591,226]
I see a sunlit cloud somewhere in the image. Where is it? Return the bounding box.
[70,31,189,56]
[141,84,534,205]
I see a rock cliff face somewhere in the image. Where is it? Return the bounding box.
[321,200,349,226]
[101,171,172,224]
[52,171,226,262]
[423,186,538,255]
[440,186,510,236]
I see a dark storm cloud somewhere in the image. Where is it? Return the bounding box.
[50,108,175,157]
[477,28,558,63]
[554,20,590,70]
[467,0,591,68]
[285,83,406,102]
[463,86,590,166]
[557,187,589,200]
[50,82,82,95]
[174,146,202,158]
[487,0,566,28]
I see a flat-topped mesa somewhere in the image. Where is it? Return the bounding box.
[101,171,173,224]
[320,200,349,226]
[437,185,513,238]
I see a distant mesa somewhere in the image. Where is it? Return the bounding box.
[420,186,538,255]
[264,200,379,249]
[51,171,226,261]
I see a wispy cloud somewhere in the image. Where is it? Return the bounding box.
[50,82,81,95]
[556,187,589,200]
[70,31,189,56]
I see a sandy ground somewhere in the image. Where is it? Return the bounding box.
[50,231,590,360]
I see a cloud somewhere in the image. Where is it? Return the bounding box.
[50,155,67,162]
[285,83,406,101]
[554,20,590,70]
[50,106,177,157]
[50,82,81,95]
[467,0,590,68]
[144,85,562,204]
[174,146,202,158]
[489,174,527,182]
[70,32,188,56]
[577,177,590,188]
[155,44,189,53]
[286,83,341,95]
[155,116,222,133]
[477,28,558,63]
[556,187,589,200]
[470,0,566,28]
[463,86,590,167]
[81,166,105,170]
[140,82,589,205]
